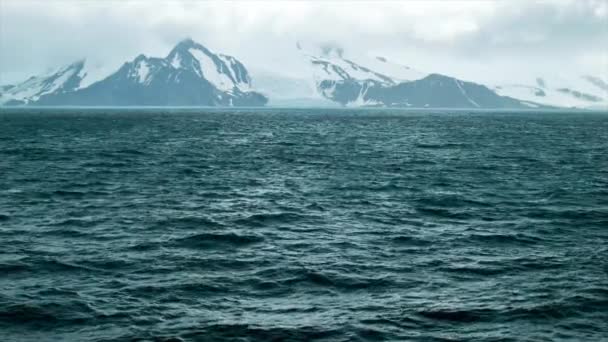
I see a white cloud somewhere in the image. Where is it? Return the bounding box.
[0,0,606,84]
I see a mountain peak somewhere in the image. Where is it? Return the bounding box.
[133,54,148,62]
[175,37,196,48]
[172,37,210,52]
[168,38,215,63]
[68,59,86,69]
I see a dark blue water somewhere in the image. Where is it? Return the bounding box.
[1,108,607,341]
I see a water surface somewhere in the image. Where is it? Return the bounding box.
[1,108,607,341]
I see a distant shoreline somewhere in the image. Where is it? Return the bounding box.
[1,106,605,114]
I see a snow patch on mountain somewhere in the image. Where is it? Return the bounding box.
[189,48,235,91]
[218,54,252,92]
[455,79,480,107]
[363,56,427,82]
[308,55,394,85]
[134,58,151,84]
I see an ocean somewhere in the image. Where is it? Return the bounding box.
[1,108,607,341]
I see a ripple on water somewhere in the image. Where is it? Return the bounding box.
[171,232,265,249]
[1,109,607,341]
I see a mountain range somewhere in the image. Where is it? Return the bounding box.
[0,39,267,107]
[1,38,606,109]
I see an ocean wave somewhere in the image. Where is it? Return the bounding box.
[180,324,341,341]
[440,265,507,276]
[0,301,96,327]
[52,190,88,198]
[286,270,394,291]
[463,232,543,246]
[415,194,491,208]
[418,308,492,322]
[172,232,264,249]
[153,216,225,229]
[234,212,311,227]
[2,110,607,340]
[121,282,226,298]
[50,218,105,228]
[414,142,469,149]
[390,235,432,246]
[417,296,607,325]
[0,262,30,274]
[415,207,473,220]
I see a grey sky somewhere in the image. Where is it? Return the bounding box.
[0,0,606,84]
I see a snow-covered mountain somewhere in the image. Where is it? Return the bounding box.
[2,38,605,109]
[275,41,607,109]
[297,43,531,108]
[1,39,267,106]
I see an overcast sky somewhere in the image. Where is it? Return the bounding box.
[1,0,606,84]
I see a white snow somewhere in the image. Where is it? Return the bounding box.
[346,90,381,107]
[135,60,150,84]
[360,56,427,82]
[495,81,607,109]
[455,79,480,107]
[312,61,344,82]
[189,48,236,91]
[347,97,381,107]
[41,67,73,95]
[0,77,42,103]
[300,41,429,88]
[217,54,250,90]
[170,54,182,69]
[309,55,391,84]
[77,60,123,89]
[521,101,540,108]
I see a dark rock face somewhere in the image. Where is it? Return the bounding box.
[584,76,608,92]
[371,74,527,108]
[318,74,528,108]
[317,79,382,105]
[556,88,602,102]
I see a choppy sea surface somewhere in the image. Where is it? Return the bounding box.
[1,108,607,341]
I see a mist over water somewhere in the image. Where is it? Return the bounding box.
[1,108,607,341]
